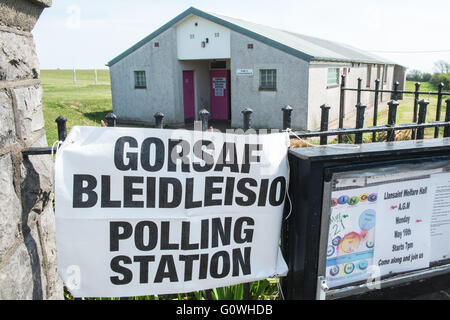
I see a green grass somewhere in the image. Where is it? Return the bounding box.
[363,81,450,140]
[41,69,112,145]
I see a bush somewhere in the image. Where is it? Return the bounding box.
[430,73,450,90]
[406,70,434,83]
[422,73,432,82]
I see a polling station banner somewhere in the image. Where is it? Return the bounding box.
[55,126,290,297]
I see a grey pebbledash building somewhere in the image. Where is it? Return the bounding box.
[107,7,406,130]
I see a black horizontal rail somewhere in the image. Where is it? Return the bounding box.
[343,88,450,95]
[292,120,450,138]
[22,146,54,156]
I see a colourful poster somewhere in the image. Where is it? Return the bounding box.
[326,187,378,288]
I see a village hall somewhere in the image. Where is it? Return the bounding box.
[107,7,406,130]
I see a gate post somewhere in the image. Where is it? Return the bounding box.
[416,99,429,139]
[242,108,253,131]
[338,75,346,143]
[199,109,210,132]
[105,112,117,127]
[434,82,444,138]
[412,82,421,139]
[355,102,366,144]
[444,98,450,138]
[320,104,331,145]
[154,112,164,129]
[357,78,362,104]
[387,100,399,142]
[55,116,67,141]
[282,105,293,130]
[372,79,380,142]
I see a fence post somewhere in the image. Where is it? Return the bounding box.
[199,109,210,131]
[391,81,399,100]
[372,79,380,142]
[357,78,362,104]
[354,102,366,144]
[154,112,164,129]
[281,105,293,130]
[320,104,330,145]
[242,108,253,131]
[416,99,429,140]
[444,98,450,138]
[412,82,421,139]
[55,116,67,141]
[387,100,399,142]
[434,82,444,138]
[338,75,346,143]
[105,112,117,127]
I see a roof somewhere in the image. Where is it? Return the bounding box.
[107,7,398,67]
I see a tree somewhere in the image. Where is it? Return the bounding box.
[406,69,423,81]
[433,60,450,74]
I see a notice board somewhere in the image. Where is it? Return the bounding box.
[324,160,450,290]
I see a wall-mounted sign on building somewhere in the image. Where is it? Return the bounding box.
[236,69,254,76]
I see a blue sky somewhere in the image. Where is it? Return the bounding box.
[32,0,450,73]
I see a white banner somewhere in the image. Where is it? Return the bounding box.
[55,126,289,297]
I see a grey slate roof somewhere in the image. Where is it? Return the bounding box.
[108,7,398,67]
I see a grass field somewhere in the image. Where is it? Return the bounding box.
[41,69,112,144]
[360,80,450,141]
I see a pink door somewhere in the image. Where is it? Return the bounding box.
[182,71,195,120]
[210,70,230,120]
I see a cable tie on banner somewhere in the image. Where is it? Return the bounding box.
[51,140,63,162]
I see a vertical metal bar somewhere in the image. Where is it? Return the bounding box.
[55,116,67,141]
[356,78,362,104]
[387,100,399,142]
[434,82,444,138]
[338,75,346,143]
[412,82,421,140]
[243,283,250,300]
[444,98,450,138]
[242,108,253,131]
[416,99,429,140]
[354,102,366,144]
[372,79,380,142]
[281,105,293,130]
[105,112,117,127]
[200,108,213,301]
[320,104,330,145]
[392,81,399,100]
[154,112,164,129]
[199,109,210,131]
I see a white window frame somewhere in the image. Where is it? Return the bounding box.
[327,68,340,86]
[134,70,147,89]
[259,69,277,90]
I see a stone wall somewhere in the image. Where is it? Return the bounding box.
[0,0,63,299]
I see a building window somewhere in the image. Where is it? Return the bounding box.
[366,65,371,87]
[377,65,381,80]
[214,32,220,37]
[327,68,339,86]
[259,69,277,90]
[134,71,146,89]
[189,34,195,39]
[383,65,388,83]
[248,43,254,49]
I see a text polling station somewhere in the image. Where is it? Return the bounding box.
[55,126,290,297]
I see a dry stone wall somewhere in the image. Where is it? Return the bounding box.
[0,0,63,299]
